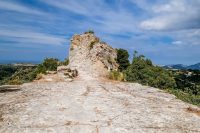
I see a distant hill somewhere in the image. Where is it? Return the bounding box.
[0,60,40,65]
[163,63,200,70]
[163,64,187,70]
[187,63,200,70]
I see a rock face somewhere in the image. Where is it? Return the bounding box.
[68,33,118,78]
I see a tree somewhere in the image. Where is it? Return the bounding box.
[116,49,130,71]
[125,52,176,89]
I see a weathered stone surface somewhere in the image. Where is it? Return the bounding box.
[68,33,118,78]
[57,65,70,72]
[57,65,78,79]
[46,71,57,74]
[0,85,21,92]
[0,78,200,133]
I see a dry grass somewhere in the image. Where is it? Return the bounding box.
[36,73,43,80]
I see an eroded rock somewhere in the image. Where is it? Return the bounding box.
[57,66,78,78]
[68,33,118,78]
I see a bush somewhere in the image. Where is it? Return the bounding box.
[116,49,130,71]
[42,58,58,71]
[173,70,200,95]
[0,58,60,85]
[125,52,176,89]
[59,58,69,66]
[109,70,124,81]
[63,58,69,66]
[85,30,94,34]
[167,89,200,106]
[26,58,59,81]
[8,78,22,85]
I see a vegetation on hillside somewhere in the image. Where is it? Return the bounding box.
[0,58,68,85]
[109,70,124,81]
[125,51,176,89]
[0,65,18,81]
[112,49,200,106]
[169,70,200,105]
[84,30,94,34]
[116,49,130,71]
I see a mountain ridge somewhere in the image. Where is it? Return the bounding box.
[163,63,200,70]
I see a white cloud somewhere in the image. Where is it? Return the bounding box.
[172,41,182,45]
[0,29,66,46]
[140,0,200,31]
[153,0,186,13]
[0,1,47,15]
[140,16,174,30]
[41,0,104,16]
[41,0,140,34]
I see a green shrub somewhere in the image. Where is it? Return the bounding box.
[85,30,94,34]
[63,58,69,66]
[167,89,200,106]
[0,58,60,85]
[116,49,130,71]
[26,58,58,81]
[42,58,58,71]
[0,65,17,81]
[109,70,124,81]
[8,78,22,85]
[125,52,176,89]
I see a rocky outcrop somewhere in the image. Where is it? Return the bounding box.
[57,66,78,79]
[68,32,118,78]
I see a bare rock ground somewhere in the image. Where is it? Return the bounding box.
[0,74,200,133]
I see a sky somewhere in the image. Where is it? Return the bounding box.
[0,0,200,65]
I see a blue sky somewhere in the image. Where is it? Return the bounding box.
[0,0,200,65]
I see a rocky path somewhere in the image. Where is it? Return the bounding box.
[0,76,200,133]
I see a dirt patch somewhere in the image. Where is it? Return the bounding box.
[0,114,3,122]
[186,107,200,116]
